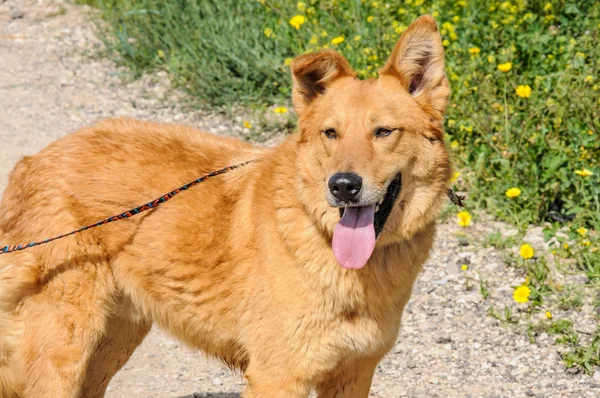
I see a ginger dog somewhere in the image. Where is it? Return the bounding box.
[0,15,451,397]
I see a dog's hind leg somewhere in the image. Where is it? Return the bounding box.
[315,356,380,398]
[80,295,151,398]
[15,258,126,398]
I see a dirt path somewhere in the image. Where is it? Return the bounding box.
[1,1,598,397]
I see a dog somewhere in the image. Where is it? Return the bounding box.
[0,15,451,397]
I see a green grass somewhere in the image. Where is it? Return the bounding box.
[78,0,599,229]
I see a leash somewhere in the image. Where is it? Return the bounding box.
[0,157,465,255]
[0,160,257,255]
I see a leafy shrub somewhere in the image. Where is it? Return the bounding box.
[78,0,599,226]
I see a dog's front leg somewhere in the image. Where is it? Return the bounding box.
[315,356,380,398]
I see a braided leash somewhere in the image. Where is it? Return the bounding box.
[0,158,465,255]
[0,160,257,255]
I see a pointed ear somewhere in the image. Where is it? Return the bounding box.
[380,15,449,116]
[290,50,354,114]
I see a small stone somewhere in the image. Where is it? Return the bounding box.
[10,7,24,19]
[406,360,417,369]
[436,336,452,344]
[212,377,223,386]
[593,370,600,382]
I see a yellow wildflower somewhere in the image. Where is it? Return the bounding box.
[575,169,593,177]
[545,311,552,319]
[576,227,587,236]
[450,171,460,183]
[461,264,469,271]
[354,35,361,41]
[442,39,450,47]
[543,2,552,11]
[515,85,532,98]
[520,244,534,259]
[157,49,165,59]
[513,285,531,303]
[367,15,374,23]
[447,119,456,127]
[289,15,306,30]
[468,47,481,54]
[371,1,379,7]
[585,75,594,83]
[457,211,472,227]
[450,140,459,149]
[498,62,512,72]
[243,121,252,129]
[296,1,306,11]
[264,27,274,38]
[321,30,328,37]
[284,58,293,66]
[487,55,496,63]
[273,106,288,114]
[309,35,318,45]
[331,36,344,45]
[563,243,569,250]
[505,187,521,198]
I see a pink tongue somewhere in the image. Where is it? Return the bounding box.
[332,206,376,269]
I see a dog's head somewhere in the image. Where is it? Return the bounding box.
[291,16,452,270]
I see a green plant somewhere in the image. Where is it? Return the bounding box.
[79,0,600,227]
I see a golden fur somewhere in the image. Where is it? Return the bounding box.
[0,16,451,397]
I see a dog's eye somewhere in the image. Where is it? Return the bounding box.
[323,128,337,139]
[375,128,394,137]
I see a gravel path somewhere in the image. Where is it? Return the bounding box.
[1,1,598,397]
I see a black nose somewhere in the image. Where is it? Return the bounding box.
[328,172,363,202]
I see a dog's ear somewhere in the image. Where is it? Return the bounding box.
[290,50,354,114]
[380,15,449,116]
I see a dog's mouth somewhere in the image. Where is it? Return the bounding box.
[332,174,402,270]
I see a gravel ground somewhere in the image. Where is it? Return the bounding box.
[1,1,598,397]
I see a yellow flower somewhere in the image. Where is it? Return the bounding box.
[450,171,460,183]
[505,187,521,198]
[157,49,165,59]
[367,15,374,23]
[273,106,288,114]
[513,285,531,303]
[585,75,594,83]
[498,62,512,72]
[283,58,292,67]
[575,168,593,177]
[309,35,318,45]
[243,120,252,129]
[582,240,591,246]
[461,264,469,271]
[576,227,588,236]
[289,15,306,30]
[563,243,569,250]
[321,30,328,37]
[331,36,344,45]
[515,85,532,98]
[354,35,361,41]
[543,2,552,11]
[371,1,379,7]
[468,47,481,54]
[447,119,456,128]
[457,211,472,227]
[442,39,450,47]
[450,140,459,149]
[264,27,274,38]
[545,311,552,319]
[296,1,306,11]
[487,55,496,63]
[520,244,534,259]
